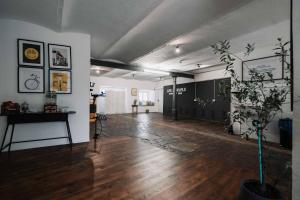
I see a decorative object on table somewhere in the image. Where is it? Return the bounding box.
[18,67,44,93]
[48,44,72,70]
[49,70,72,94]
[131,88,137,96]
[18,39,45,67]
[44,91,57,113]
[1,101,20,115]
[242,55,283,82]
[45,91,57,105]
[44,104,57,113]
[20,101,29,113]
[211,38,290,200]
[60,106,69,112]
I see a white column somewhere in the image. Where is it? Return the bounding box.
[293,0,300,199]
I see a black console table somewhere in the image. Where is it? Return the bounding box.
[0,111,76,153]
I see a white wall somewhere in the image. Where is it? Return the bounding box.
[293,0,300,198]
[0,19,90,151]
[229,21,291,143]
[156,21,291,143]
[90,76,159,113]
[195,68,229,82]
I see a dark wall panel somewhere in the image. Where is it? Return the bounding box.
[163,82,195,119]
[195,80,214,120]
[163,78,231,123]
[163,85,173,116]
[177,82,195,119]
[215,78,231,121]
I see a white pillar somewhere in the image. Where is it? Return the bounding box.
[293,0,300,199]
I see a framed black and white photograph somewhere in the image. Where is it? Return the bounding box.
[18,39,45,67]
[18,67,45,93]
[48,44,72,70]
[49,70,72,94]
[242,55,283,82]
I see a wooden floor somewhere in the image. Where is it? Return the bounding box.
[0,113,291,200]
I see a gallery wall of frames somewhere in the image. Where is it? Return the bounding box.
[17,39,72,94]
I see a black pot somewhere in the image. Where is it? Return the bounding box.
[239,180,282,200]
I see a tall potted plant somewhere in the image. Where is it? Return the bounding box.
[211,38,290,200]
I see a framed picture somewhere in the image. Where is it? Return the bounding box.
[131,88,137,96]
[48,44,72,70]
[18,67,44,93]
[18,39,44,67]
[49,70,72,94]
[242,55,283,82]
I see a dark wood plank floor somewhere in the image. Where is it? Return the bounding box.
[0,113,291,200]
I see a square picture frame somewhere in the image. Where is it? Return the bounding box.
[242,55,283,82]
[131,88,137,96]
[49,70,72,94]
[18,39,45,67]
[18,67,45,93]
[48,44,72,70]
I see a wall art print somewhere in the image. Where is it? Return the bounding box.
[48,44,72,70]
[18,67,44,93]
[18,39,44,67]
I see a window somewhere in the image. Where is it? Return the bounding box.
[138,90,155,106]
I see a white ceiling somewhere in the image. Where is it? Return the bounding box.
[0,0,290,81]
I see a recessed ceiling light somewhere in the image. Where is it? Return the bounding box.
[175,45,181,54]
[200,64,210,68]
[196,64,210,68]
[95,69,100,74]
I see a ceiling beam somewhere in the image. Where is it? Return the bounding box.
[56,0,64,32]
[91,59,142,72]
[170,72,194,79]
[90,59,194,79]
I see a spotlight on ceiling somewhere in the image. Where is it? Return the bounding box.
[144,69,170,76]
[175,45,181,54]
[197,64,210,68]
[95,69,100,74]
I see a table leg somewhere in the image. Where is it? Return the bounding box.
[99,118,103,133]
[0,123,9,153]
[66,120,73,149]
[8,124,15,153]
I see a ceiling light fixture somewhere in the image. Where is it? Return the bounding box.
[175,45,181,54]
[197,64,210,68]
[144,69,170,76]
[95,69,100,74]
[199,64,210,68]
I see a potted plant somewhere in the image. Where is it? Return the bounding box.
[211,38,290,200]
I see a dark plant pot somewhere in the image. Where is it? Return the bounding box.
[239,180,282,200]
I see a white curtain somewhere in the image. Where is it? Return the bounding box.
[99,88,126,114]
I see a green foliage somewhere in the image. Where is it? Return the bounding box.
[211,38,290,136]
